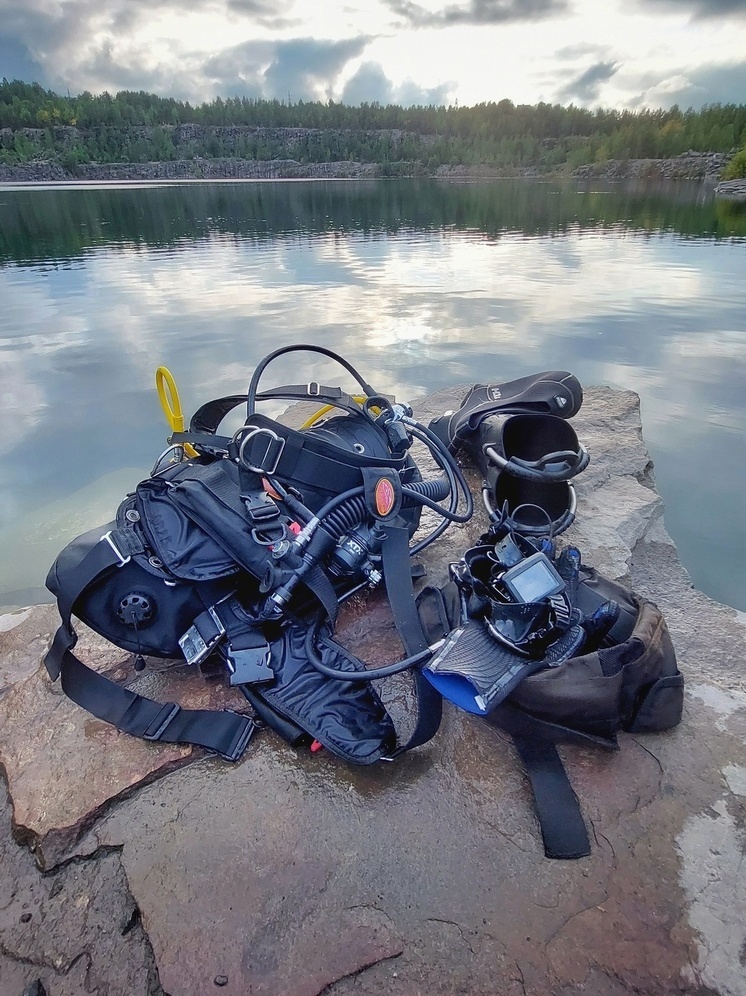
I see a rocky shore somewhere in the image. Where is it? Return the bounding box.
[0,149,736,184]
[0,157,380,183]
[715,178,746,200]
[572,150,731,181]
[1,386,745,996]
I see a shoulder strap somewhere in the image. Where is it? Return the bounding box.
[44,531,255,761]
[380,522,443,756]
[187,386,367,440]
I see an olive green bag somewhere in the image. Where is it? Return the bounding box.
[417,567,683,858]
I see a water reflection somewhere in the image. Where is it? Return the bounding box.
[0,179,744,610]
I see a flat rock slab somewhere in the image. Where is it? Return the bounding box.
[1,386,745,996]
[0,610,254,868]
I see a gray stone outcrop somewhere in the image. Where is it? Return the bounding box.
[715,179,746,200]
[573,150,733,181]
[1,386,745,996]
[0,158,379,183]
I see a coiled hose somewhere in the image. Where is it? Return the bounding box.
[322,478,451,540]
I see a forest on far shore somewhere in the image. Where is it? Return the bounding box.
[2,79,746,175]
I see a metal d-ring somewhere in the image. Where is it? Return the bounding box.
[236,427,285,475]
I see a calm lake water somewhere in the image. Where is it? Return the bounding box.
[1,178,745,612]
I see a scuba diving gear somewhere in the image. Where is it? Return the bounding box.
[428,369,584,451]
[155,366,200,459]
[44,347,471,763]
[43,348,682,859]
[429,372,589,537]
[473,412,589,536]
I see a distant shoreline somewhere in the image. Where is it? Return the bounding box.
[0,151,734,186]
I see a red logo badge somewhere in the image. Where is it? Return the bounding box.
[375,478,396,516]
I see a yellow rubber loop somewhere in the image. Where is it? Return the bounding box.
[300,395,380,429]
[155,366,199,458]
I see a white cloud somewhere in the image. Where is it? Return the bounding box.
[1,0,746,116]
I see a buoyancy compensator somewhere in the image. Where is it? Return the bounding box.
[45,345,473,762]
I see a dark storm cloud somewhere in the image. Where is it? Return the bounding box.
[557,61,620,102]
[640,0,746,18]
[0,0,299,94]
[263,37,371,101]
[630,60,746,108]
[385,0,568,28]
[340,61,454,106]
[0,33,49,85]
[202,37,371,102]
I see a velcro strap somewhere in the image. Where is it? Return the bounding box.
[56,639,255,761]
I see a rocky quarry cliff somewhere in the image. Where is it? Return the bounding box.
[1,386,745,996]
[0,124,738,183]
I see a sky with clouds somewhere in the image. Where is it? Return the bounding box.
[0,0,745,110]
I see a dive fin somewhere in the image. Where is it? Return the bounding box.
[429,370,588,537]
[429,370,583,453]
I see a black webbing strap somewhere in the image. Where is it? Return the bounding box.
[303,564,339,624]
[380,522,442,755]
[511,736,591,859]
[254,384,363,413]
[243,414,405,490]
[58,647,254,760]
[44,534,255,761]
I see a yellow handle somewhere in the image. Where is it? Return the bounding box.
[155,366,199,458]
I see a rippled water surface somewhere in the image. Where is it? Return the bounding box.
[1,178,745,610]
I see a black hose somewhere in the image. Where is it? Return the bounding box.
[320,478,454,542]
[246,345,377,418]
[404,418,474,554]
[406,418,473,523]
[324,496,367,537]
[408,478,452,502]
[304,617,432,681]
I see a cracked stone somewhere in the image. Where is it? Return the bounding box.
[1,387,746,996]
[0,781,163,996]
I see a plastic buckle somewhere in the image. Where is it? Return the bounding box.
[242,490,281,524]
[220,716,256,762]
[227,643,274,687]
[142,702,180,740]
[237,427,285,475]
[100,531,132,567]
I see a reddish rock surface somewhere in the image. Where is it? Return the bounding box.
[1,387,745,996]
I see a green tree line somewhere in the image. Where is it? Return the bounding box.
[2,78,746,173]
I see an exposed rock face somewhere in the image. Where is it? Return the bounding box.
[1,386,745,996]
[573,151,732,181]
[0,158,380,182]
[715,179,746,200]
